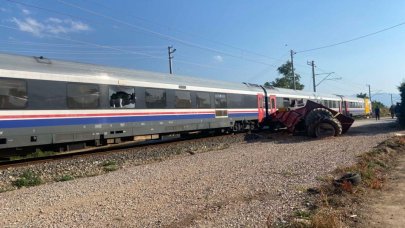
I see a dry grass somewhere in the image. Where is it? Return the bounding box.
[276,136,405,228]
[310,208,342,228]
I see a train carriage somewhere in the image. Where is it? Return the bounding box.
[0,53,264,152]
[0,53,372,153]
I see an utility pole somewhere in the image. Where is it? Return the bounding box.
[168,46,176,74]
[391,94,393,106]
[307,60,316,92]
[367,84,371,102]
[290,50,296,90]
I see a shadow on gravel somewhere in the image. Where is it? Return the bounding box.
[244,131,313,145]
[244,120,400,145]
[345,121,399,136]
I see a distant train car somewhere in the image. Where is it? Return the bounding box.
[260,87,369,117]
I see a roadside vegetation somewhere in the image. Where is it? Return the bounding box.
[102,160,119,172]
[10,149,57,161]
[12,170,42,188]
[398,82,405,128]
[277,136,405,228]
[56,175,75,182]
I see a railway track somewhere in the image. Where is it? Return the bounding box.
[0,131,249,170]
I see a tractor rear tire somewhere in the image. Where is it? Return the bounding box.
[311,117,342,138]
[305,108,333,126]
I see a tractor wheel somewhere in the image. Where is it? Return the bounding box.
[305,108,333,126]
[313,117,342,138]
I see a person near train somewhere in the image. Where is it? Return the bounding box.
[374,106,380,120]
[389,105,395,119]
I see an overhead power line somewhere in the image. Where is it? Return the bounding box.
[0,25,247,73]
[55,0,279,67]
[0,24,165,59]
[297,21,405,53]
[4,0,94,23]
[5,0,283,67]
[0,40,167,49]
[82,0,285,62]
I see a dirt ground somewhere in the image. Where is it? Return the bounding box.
[359,153,405,228]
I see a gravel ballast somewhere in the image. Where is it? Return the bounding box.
[0,118,401,227]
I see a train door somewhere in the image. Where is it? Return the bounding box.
[268,95,277,114]
[257,93,265,123]
[342,100,349,116]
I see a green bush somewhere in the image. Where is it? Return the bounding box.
[13,170,42,188]
[398,82,405,127]
[102,160,118,172]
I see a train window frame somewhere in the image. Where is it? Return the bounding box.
[271,98,276,109]
[196,92,211,108]
[145,88,167,109]
[0,78,28,109]
[28,80,67,109]
[67,83,100,109]
[109,86,135,109]
[214,93,227,109]
[174,90,192,108]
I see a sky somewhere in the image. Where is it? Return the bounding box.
[0,0,404,105]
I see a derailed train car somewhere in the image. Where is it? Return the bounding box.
[0,53,370,153]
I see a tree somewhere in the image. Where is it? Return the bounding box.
[398,82,405,127]
[356,92,368,98]
[372,101,386,109]
[265,61,304,90]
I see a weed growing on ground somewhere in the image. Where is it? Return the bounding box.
[294,210,311,219]
[278,136,405,228]
[56,175,74,182]
[102,160,118,172]
[10,149,56,161]
[12,170,42,188]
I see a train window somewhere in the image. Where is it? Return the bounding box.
[0,78,27,109]
[244,95,257,108]
[228,94,243,108]
[283,98,290,107]
[109,86,135,108]
[67,83,100,109]
[276,97,286,108]
[196,92,211,108]
[297,99,305,107]
[290,99,296,107]
[271,98,276,109]
[214,93,227,108]
[175,90,191,108]
[29,80,66,109]
[145,88,166,108]
[228,94,256,108]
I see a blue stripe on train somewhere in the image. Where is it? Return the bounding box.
[0,112,258,128]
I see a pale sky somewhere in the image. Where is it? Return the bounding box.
[0,0,403,104]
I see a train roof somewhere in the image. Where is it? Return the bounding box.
[0,52,262,93]
[0,52,367,101]
[266,87,341,100]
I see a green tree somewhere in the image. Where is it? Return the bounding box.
[398,82,405,127]
[265,61,304,90]
[372,101,386,108]
[356,92,369,98]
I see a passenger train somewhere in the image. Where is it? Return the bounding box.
[0,53,371,153]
